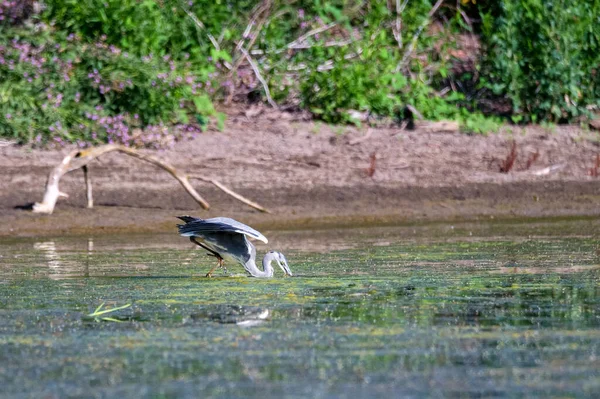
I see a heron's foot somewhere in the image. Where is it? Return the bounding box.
[205,257,224,278]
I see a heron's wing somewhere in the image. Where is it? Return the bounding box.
[176,216,268,243]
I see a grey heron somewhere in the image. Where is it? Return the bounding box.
[176,216,292,278]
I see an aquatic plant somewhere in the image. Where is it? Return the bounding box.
[86,302,132,322]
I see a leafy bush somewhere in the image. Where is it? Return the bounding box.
[12,0,597,146]
[43,0,255,62]
[291,1,470,124]
[0,23,219,147]
[480,0,600,122]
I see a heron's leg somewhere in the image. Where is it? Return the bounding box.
[189,237,224,277]
[205,257,224,278]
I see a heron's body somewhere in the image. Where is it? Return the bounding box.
[176,216,291,278]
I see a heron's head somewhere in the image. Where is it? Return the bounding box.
[269,251,292,277]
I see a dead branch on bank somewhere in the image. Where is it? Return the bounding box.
[188,174,271,213]
[33,144,269,214]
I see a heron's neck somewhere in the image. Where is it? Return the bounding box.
[245,253,275,278]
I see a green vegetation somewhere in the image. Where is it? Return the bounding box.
[0,1,598,145]
[480,0,600,123]
[85,302,132,322]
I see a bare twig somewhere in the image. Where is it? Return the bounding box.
[399,0,444,69]
[315,48,364,72]
[232,1,271,60]
[406,104,424,120]
[189,174,270,213]
[240,46,277,108]
[33,144,210,214]
[182,7,232,70]
[367,152,377,177]
[286,39,354,50]
[226,0,272,104]
[235,0,271,53]
[499,140,518,173]
[276,22,337,53]
[392,0,409,49]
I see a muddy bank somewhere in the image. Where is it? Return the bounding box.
[1,109,600,236]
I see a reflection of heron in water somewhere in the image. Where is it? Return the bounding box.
[176,216,292,278]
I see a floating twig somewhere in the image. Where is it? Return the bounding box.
[87,302,131,323]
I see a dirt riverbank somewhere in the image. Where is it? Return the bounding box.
[1,107,599,237]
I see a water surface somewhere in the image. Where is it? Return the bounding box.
[1,217,599,398]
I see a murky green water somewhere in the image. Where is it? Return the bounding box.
[1,217,599,398]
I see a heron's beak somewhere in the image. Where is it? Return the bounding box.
[277,254,292,277]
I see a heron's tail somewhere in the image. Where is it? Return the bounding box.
[176,215,202,235]
[176,215,198,224]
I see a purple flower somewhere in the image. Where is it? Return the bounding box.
[5,113,11,119]
[298,9,305,19]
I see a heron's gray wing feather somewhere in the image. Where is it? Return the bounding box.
[177,216,268,243]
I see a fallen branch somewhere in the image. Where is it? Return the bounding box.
[189,174,270,213]
[33,144,210,214]
[34,144,272,215]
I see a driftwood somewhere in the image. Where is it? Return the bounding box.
[33,144,269,214]
[188,174,270,213]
